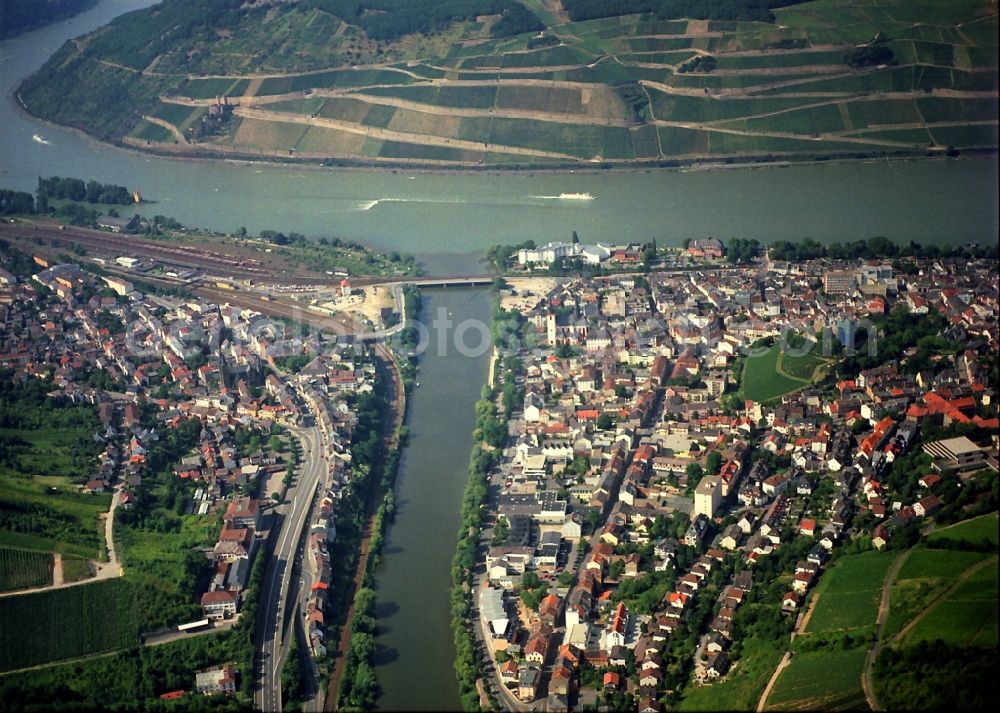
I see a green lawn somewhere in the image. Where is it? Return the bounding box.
[742,346,810,403]
[766,648,868,710]
[677,638,785,711]
[805,550,895,634]
[0,547,53,592]
[778,346,834,382]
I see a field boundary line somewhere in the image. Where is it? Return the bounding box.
[888,554,997,647]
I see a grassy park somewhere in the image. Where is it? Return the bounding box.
[741,343,833,403]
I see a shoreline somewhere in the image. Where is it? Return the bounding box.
[10,89,997,180]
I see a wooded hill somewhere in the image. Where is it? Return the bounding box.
[19,0,998,168]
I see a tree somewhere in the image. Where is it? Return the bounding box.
[706,451,723,474]
[596,413,614,430]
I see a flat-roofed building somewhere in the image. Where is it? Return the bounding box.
[480,586,509,639]
[694,476,721,519]
[923,436,987,472]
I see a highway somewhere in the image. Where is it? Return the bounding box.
[255,423,327,712]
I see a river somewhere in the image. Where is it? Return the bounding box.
[0,4,997,711]
[372,288,493,711]
[1,2,998,277]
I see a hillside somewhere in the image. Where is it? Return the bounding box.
[18,0,999,168]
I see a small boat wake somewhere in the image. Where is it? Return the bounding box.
[32,133,50,145]
[532,192,595,201]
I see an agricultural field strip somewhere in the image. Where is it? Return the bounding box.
[233,106,578,159]
[651,121,934,148]
[891,555,998,646]
[306,91,631,126]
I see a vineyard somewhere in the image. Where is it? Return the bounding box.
[0,547,53,593]
[0,579,139,672]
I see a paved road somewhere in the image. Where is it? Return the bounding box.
[255,425,326,712]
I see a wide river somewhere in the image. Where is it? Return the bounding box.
[1,2,997,711]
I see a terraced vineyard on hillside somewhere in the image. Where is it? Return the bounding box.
[20,0,999,167]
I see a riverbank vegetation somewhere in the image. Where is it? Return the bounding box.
[448,291,519,711]
[18,0,998,168]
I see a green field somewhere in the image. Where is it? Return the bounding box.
[926,512,999,548]
[0,547,53,592]
[777,346,834,381]
[61,556,94,584]
[881,548,980,638]
[766,648,868,710]
[805,550,895,634]
[901,558,998,648]
[128,120,176,144]
[743,346,805,402]
[677,638,785,711]
[0,579,138,672]
[0,416,110,560]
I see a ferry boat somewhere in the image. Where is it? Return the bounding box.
[557,192,594,200]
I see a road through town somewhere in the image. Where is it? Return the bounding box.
[255,425,325,712]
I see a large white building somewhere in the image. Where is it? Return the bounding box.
[694,475,722,519]
[517,241,611,266]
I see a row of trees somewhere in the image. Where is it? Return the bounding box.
[449,293,522,710]
[768,235,999,262]
[37,176,133,206]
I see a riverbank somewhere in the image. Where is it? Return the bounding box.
[10,89,996,180]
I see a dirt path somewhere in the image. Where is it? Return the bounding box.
[343,91,631,126]
[862,548,913,711]
[52,553,64,586]
[796,591,821,634]
[757,650,792,712]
